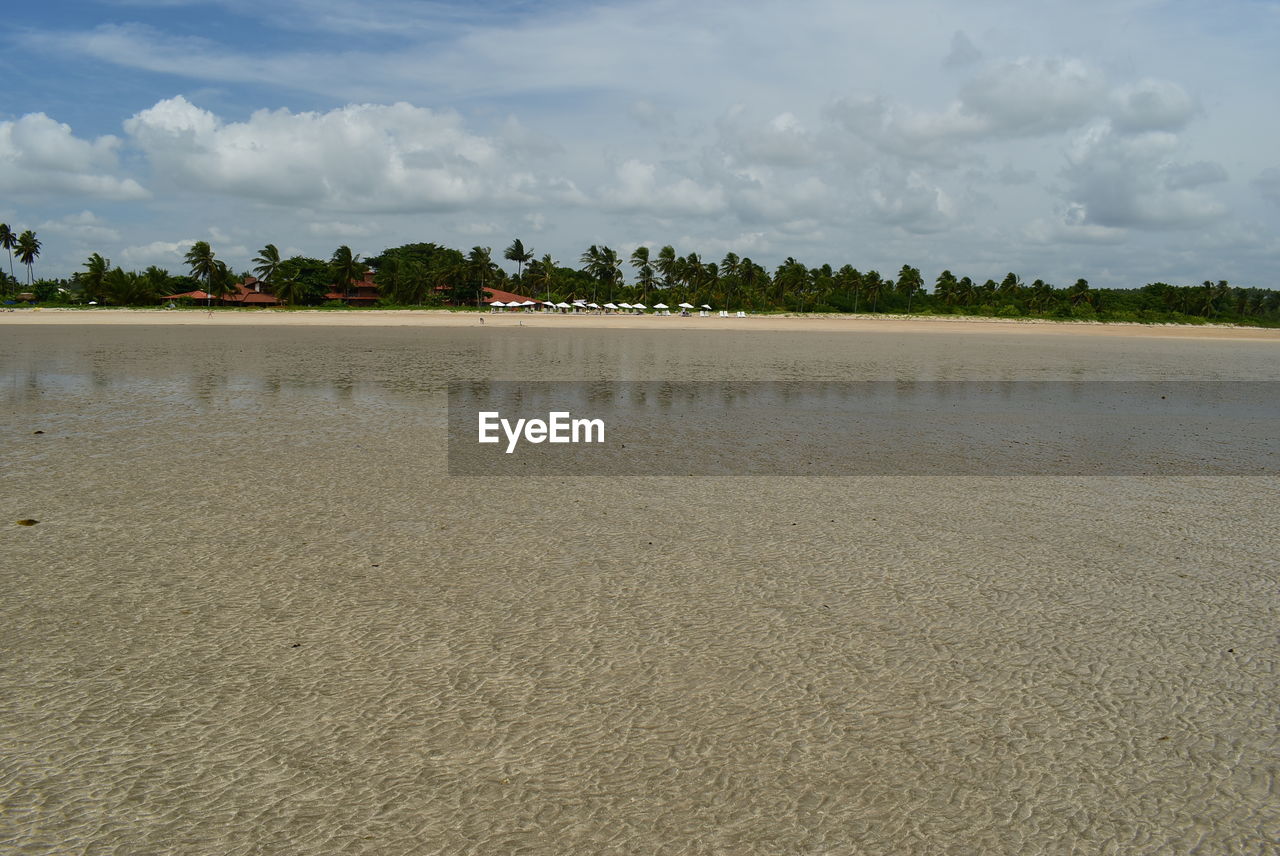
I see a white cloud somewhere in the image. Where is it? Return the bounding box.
[1024,206,1127,244]
[959,57,1108,136]
[867,169,956,234]
[601,159,726,216]
[307,221,376,238]
[0,113,147,200]
[716,107,820,167]
[674,231,770,259]
[37,210,122,244]
[119,238,198,269]
[124,96,543,213]
[1061,124,1227,229]
[1110,79,1197,133]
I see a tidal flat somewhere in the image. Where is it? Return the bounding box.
[2,321,1277,855]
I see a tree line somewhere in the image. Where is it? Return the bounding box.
[3,233,1277,326]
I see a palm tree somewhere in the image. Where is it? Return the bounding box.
[579,245,603,302]
[209,260,234,300]
[503,238,533,280]
[16,230,40,285]
[184,240,218,307]
[0,224,17,282]
[599,245,623,302]
[1068,278,1093,308]
[252,244,282,291]
[655,245,678,288]
[631,247,658,304]
[466,246,498,306]
[330,245,364,297]
[80,253,110,303]
[897,265,924,312]
[863,270,885,312]
[272,277,309,307]
[530,253,558,302]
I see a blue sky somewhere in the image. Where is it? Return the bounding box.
[2,0,1278,288]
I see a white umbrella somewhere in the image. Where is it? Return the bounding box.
[632,302,647,310]
[555,301,571,309]
[653,302,668,309]
[701,304,712,310]
[617,302,632,309]
[603,302,618,310]
[587,302,600,308]
[678,302,694,309]
[490,300,506,307]
[521,300,536,306]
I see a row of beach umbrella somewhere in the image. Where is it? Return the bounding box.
[490,299,712,312]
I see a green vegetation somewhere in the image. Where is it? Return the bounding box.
[2,229,1277,326]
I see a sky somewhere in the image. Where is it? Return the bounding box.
[2,0,1278,288]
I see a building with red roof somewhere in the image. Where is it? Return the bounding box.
[325,271,380,305]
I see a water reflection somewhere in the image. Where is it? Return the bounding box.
[4,324,1278,414]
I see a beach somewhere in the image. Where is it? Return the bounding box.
[5,306,1280,340]
[2,316,1277,854]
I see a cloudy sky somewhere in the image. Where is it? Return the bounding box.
[2,0,1277,287]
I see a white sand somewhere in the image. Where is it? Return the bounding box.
[4,305,1280,340]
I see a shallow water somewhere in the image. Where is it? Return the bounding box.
[2,324,1277,854]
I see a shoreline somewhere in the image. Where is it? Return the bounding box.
[3,307,1279,339]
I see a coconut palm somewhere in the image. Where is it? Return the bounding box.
[1068,278,1093,308]
[209,260,235,300]
[252,244,282,289]
[466,246,498,306]
[0,224,17,282]
[272,276,309,307]
[80,253,110,303]
[897,264,924,312]
[184,240,218,307]
[598,245,623,301]
[631,247,656,303]
[15,230,40,285]
[503,238,533,280]
[330,245,364,297]
[863,270,886,312]
[531,253,557,302]
[655,245,678,288]
[102,267,160,306]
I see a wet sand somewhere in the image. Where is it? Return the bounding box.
[2,322,1277,854]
